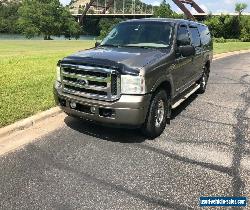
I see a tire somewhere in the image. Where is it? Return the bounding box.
[141,89,170,139]
[197,66,209,94]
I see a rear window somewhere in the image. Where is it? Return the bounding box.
[198,25,211,46]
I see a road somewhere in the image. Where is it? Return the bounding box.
[0,53,250,210]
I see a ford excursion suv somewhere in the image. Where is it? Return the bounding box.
[54,18,213,138]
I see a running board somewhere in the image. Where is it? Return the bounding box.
[172,84,200,109]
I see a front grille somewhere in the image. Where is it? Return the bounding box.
[61,64,120,101]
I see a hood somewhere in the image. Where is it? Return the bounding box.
[61,47,170,75]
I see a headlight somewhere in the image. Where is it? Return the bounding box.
[56,66,61,82]
[121,75,145,94]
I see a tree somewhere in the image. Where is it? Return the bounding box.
[0,0,21,33]
[235,3,248,16]
[153,0,174,18]
[18,0,80,39]
[98,18,123,39]
[205,15,241,39]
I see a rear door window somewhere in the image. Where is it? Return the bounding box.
[189,26,201,47]
[198,25,211,46]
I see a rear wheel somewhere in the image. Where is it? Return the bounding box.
[141,89,170,139]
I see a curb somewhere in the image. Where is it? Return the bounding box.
[213,49,250,60]
[0,107,62,139]
[0,49,250,139]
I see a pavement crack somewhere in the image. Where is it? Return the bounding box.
[231,74,250,198]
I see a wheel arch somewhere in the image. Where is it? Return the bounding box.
[155,80,172,100]
[204,60,211,73]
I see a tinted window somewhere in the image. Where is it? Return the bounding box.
[177,25,190,45]
[198,25,211,46]
[189,26,201,47]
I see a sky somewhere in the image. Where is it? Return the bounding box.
[60,0,250,13]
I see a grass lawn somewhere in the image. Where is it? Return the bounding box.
[0,40,95,127]
[213,42,250,54]
[0,40,250,127]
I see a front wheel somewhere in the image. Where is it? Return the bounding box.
[141,90,170,139]
[197,68,209,94]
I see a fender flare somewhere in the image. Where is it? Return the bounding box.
[149,74,175,99]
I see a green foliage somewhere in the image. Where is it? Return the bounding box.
[204,15,249,39]
[235,3,248,15]
[59,7,81,39]
[241,28,250,42]
[213,37,240,43]
[0,0,21,33]
[213,37,226,43]
[204,16,223,38]
[154,0,173,18]
[18,0,80,39]
[240,15,250,41]
[153,0,182,18]
[0,40,95,127]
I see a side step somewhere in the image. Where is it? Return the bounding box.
[172,84,200,109]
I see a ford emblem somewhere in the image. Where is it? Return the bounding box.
[77,79,88,86]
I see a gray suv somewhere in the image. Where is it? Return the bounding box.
[54,18,213,138]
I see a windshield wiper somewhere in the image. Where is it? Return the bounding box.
[99,44,120,48]
[120,45,156,49]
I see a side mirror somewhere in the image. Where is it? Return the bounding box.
[177,35,190,46]
[179,45,195,57]
[95,41,101,47]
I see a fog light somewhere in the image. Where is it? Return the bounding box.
[70,102,77,109]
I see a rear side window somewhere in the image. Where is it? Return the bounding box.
[189,26,201,47]
[177,25,190,45]
[198,25,211,46]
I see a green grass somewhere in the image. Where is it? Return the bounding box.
[0,40,250,127]
[214,42,250,54]
[0,40,95,127]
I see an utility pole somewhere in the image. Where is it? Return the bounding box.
[123,0,125,14]
[105,0,107,13]
[133,0,135,14]
[131,0,133,14]
[114,0,116,13]
[97,0,99,13]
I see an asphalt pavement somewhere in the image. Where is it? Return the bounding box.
[0,53,249,210]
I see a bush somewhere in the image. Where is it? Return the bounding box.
[225,39,241,42]
[240,16,250,41]
[240,27,250,42]
[213,37,226,43]
[213,37,241,43]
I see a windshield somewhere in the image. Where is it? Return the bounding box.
[100,21,173,48]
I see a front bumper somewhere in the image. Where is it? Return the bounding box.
[54,82,151,127]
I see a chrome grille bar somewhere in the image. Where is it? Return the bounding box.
[61,64,120,101]
[63,80,109,92]
[62,64,114,73]
[62,71,110,83]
